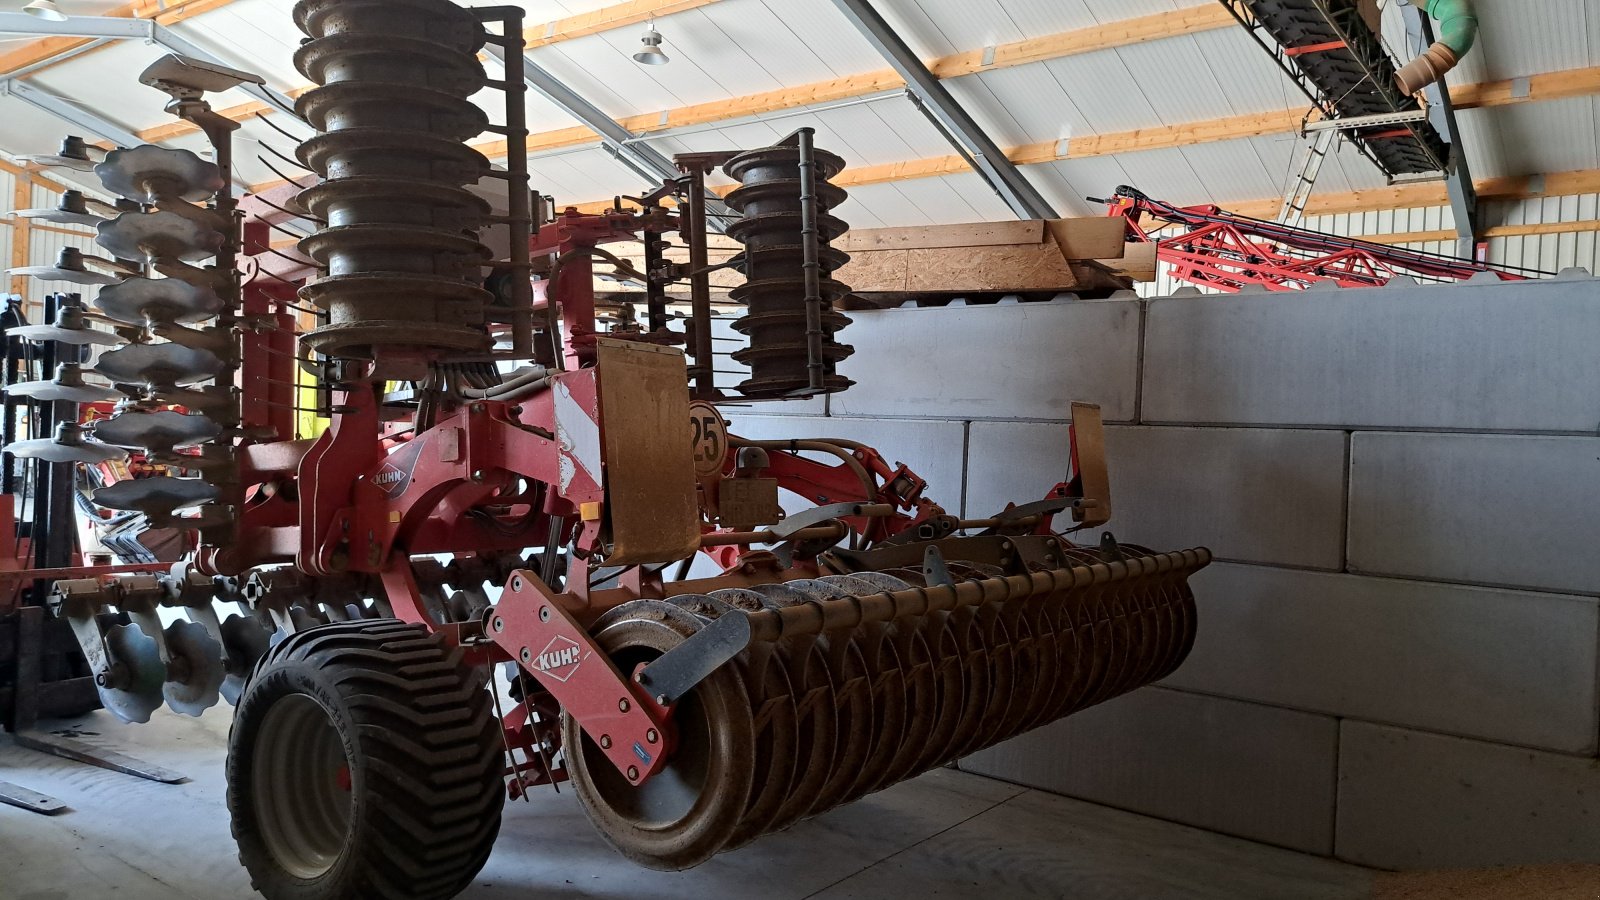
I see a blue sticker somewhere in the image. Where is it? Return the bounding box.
[633,742,653,764]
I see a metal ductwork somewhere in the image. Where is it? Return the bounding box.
[1395,0,1479,95]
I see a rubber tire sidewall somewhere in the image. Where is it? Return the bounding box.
[228,653,370,900]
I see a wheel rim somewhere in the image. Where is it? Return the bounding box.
[577,642,714,827]
[253,693,353,880]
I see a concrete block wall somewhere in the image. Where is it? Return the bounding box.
[727,275,1600,868]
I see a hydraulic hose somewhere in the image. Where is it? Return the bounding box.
[459,366,551,401]
[1395,0,1478,95]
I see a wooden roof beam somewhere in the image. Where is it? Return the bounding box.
[524,0,721,48]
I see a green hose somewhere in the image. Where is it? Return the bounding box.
[1420,0,1478,56]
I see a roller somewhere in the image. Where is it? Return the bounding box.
[564,543,1208,870]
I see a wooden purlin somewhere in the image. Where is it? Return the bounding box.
[9,172,30,297]
[523,0,721,48]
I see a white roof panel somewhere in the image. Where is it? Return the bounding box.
[753,0,887,77]
[989,0,1103,36]
[899,0,1029,51]
[961,64,1089,148]
[1493,97,1600,175]
[1040,50,1162,133]
[1187,26,1306,114]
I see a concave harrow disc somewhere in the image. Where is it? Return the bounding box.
[162,619,226,717]
[566,545,1207,870]
[101,622,167,724]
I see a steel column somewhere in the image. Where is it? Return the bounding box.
[827,0,1057,220]
[1401,0,1480,255]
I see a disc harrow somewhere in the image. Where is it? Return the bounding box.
[46,550,553,723]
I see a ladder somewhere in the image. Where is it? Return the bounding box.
[1276,126,1339,229]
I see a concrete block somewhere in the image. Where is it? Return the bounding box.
[1166,564,1600,754]
[1349,432,1600,595]
[966,424,1347,568]
[828,299,1142,422]
[1337,721,1600,869]
[709,316,826,414]
[1143,279,1600,432]
[725,415,968,514]
[960,687,1340,854]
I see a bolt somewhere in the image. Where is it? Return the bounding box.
[539,606,551,622]
[646,729,659,744]
[655,694,669,706]
[618,698,630,713]
[491,616,504,633]
[510,576,523,592]
[519,647,532,663]
[471,403,484,414]
[94,670,110,687]
[471,470,486,482]
[627,766,639,781]
[599,735,612,749]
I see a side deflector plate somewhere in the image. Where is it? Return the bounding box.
[595,339,701,565]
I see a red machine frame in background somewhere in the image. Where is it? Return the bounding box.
[1103,187,1537,292]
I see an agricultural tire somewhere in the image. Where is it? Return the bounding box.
[227,619,504,900]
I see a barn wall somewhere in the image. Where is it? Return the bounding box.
[727,276,1600,868]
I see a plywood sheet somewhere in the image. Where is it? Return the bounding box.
[904,245,1081,292]
[835,220,1047,252]
[1046,217,1129,260]
[1098,243,1159,281]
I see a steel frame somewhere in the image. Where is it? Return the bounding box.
[1105,188,1530,291]
[1219,0,1446,177]
[1399,0,1480,254]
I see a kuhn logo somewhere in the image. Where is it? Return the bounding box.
[534,636,584,683]
[373,437,428,499]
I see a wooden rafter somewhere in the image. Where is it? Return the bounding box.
[524,0,720,48]
[10,170,34,296]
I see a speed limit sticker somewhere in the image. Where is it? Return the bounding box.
[688,401,729,479]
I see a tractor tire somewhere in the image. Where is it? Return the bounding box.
[226,619,504,900]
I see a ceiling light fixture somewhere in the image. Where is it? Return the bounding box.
[633,21,669,66]
[23,0,68,22]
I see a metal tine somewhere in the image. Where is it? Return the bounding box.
[255,154,312,190]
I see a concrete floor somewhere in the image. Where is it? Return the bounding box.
[0,708,1373,900]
